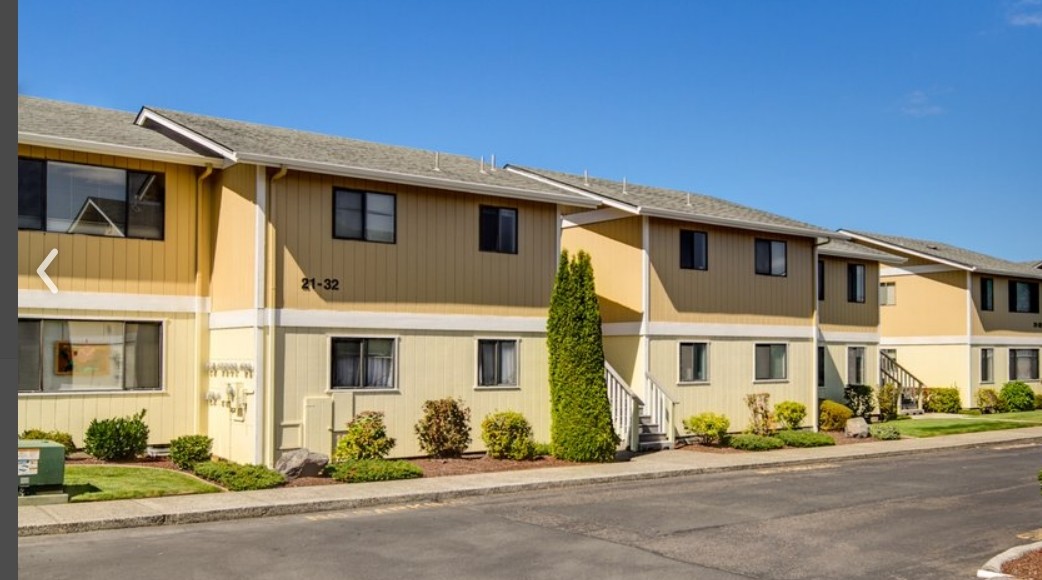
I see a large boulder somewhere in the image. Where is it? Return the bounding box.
[275,449,329,479]
[845,417,870,438]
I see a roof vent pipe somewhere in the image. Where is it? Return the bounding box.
[490,154,496,171]
[583,169,589,186]
[623,177,628,195]
[433,152,441,172]
[479,156,486,174]
[686,193,692,207]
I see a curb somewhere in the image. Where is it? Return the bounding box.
[19,435,1042,537]
[978,540,1042,579]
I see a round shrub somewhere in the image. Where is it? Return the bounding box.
[774,401,807,430]
[327,459,423,483]
[923,388,961,413]
[481,411,536,460]
[170,434,213,470]
[334,411,396,461]
[682,412,730,445]
[729,434,784,451]
[819,400,854,431]
[876,383,900,421]
[976,388,1000,414]
[843,384,874,419]
[869,424,901,440]
[774,430,834,448]
[83,409,149,461]
[19,429,76,457]
[999,381,1036,413]
[414,398,472,458]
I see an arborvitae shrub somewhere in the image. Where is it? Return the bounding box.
[976,388,1000,414]
[744,392,773,436]
[876,383,900,421]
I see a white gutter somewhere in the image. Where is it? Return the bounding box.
[839,230,974,271]
[641,216,651,399]
[134,109,239,161]
[264,166,288,467]
[18,132,225,168]
[194,164,213,435]
[639,207,837,240]
[965,271,974,407]
[253,166,268,466]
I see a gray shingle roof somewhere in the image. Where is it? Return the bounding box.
[144,107,591,204]
[507,165,836,238]
[842,230,1042,280]
[18,96,215,158]
[818,238,904,264]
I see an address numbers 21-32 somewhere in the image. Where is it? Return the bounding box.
[301,278,340,291]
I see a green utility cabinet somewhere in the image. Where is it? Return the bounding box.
[18,439,65,494]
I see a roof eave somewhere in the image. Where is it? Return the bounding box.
[818,247,907,265]
[504,166,639,214]
[134,108,239,162]
[839,230,975,271]
[640,207,836,240]
[18,131,226,168]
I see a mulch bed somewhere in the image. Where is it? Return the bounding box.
[677,430,879,454]
[1004,546,1042,579]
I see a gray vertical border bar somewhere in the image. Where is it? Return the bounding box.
[9,0,20,554]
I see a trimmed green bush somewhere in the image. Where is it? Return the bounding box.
[744,392,773,436]
[481,411,536,460]
[334,411,396,461]
[1000,381,1036,413]
[820,400,854,431]
[533,442,553,457]
[774,430,834,448]
[193,461,285,491]
[683,412,731,445]
[869,424,901,440]
[169,435,213,470]
[19,429,76,457]
[774,401,807,430]
[976,388,1000,414]
[923,388,962,413]
[876,383,900,421]
[83,409,149,461]
[546,250,619,462]
[844,384,874,419]
[415,398,472,458]
[729,434,784,451]
[1035,393,1042,410]
[326,459,423,483]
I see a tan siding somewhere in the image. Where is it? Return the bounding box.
[17,145,201,296]
[604,335,642,388]
[209,164,257,312]
[880,270,968,336]
[649,220,815,325]
[561,217,643,323]
[206,327,258,463]
[818,256,880,331]
[274,171,557,317]
[818,342,880,403]
[884,345,971,395]
[275,328,551,458]
[971,274,1042,338]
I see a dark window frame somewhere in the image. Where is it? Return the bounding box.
[981,348,994,383]
[1009,349,1040,381]
[1008,280,1040,314]
[680,230,708,271]
[332,187,397,244]
[754,239,787,277]
[981,278,994,311]
[817,259,825,301]
[479,205,518,254]
[847,263,866,303]
[817,345,826,387]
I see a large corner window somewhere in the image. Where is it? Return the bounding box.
[18,158,165,239]
[1010,349,1040,381]
[755,343,787,380]
[981,278,994,311]
[847,263,866,303]
[479,206,517,254]
[18,319,162,392]
[680,230,708,271]
[847,346,866,385]
[1008,280,1040,314]
[333,188,396,243]
[755,239,787,276]
[477,339,518,387]
[679,342,709,382]
[331,338,396,389]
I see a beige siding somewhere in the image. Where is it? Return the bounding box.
[604,335,642,388]
[880,270,968,336]
[206,327,258,463]
[649,220,815,325]
[208,164,257,312]
[971,274,1042,338]
[561,217,643,323]
[818,342,880,403]
[818,256,880,331]
[272,171,557,317]
[275,328,551,458]
[883,345,971,398]
[17,309,202,446]
[971,346,1042,395]
[17,145,201,297]
[649,337,814,432]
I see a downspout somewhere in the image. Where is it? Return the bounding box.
[641,216,651,397]
[252,166,268,466]
[265,166,288,466]
[812,238,827,432]
[965,271,973,408]
[194,164,213,435]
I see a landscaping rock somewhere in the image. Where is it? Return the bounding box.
[844,417,870,438]
[275,449,329,479]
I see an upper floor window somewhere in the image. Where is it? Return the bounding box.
[817,260,825,301]
[847,263,866,303]
[680,230,708,270]
[330,337,396,389]
[755,239,786,276]
[981,278,994,311]
[479,206,517,254]
[333,188,396,243]
[18,158,165,240]
[1009,280,1040,314]
[880,282,896,306]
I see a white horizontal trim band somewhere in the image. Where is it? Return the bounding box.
[879,264,959,277]
[209,308,547,332]
[818,330,881,343]
[648,321,814,339]
[602,322,642,336]
[19,290,209,314]
[209,309,262,329]
[970,336,1042,347]
[880,336,968,346]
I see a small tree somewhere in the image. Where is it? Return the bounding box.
[547,250,619,462]
[744,392,773,436]
[876,383,900,421]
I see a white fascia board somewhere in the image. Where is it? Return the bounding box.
[562,207,633,228]
[880,264,960,277]
[639,207,833,240]
[18,132,225,168]
[839,231,974,271]
[819,246,906,265]
[240,154,598,208]
[504,166,637,213]
[134,109,239,161]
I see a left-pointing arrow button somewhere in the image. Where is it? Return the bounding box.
[37,249,58,294]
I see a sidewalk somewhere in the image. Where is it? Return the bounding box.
[19,426,1042,537]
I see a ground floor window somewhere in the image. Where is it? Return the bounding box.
[847,346,866,385]
[817,346,826,388]
[477,339,518,387]
[755,343,787,381]
[1010,349,1040,381]
[679,342,708,382]
[18,318,162,392]
[981,348,994,383]
[331,337,396,389]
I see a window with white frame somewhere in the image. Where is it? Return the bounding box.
[333,188,396,243]
[981,348,994,383]
[477,339,518,387]
[847,263,866,303]
[880,282,896,306]
[1009,280,1040,314]
[330,338,396,389]
[18,319,162,392]
[755,343,787,380]
[847,346,866,385]
[754,239,787,276]
[1010,349,1040,381]
[679,342,708,382]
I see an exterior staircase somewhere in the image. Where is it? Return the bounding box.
[879,351,926,414]
[605,363,677,451]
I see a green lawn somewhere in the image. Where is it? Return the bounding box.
[888,411,1042,438]
[64,465,222,502]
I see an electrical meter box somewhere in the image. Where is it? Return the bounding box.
[17,439,65,494]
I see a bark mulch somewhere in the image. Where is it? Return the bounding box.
[1003,546,1042,579]
[285,454,578,487]
[677,430,879,454]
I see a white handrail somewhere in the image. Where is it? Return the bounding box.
[605,362,642,452]
[644,373,679,449]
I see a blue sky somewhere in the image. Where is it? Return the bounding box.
[18,1,1042,261]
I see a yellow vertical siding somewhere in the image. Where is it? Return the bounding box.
[880,270,968,336]
[560,217,644,323]
[818,342,880,403]
[208,164,257,312]
[818,256,880,330]
[883,345,970,396]
[604,335,642,388]
[971,274,1042,337]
